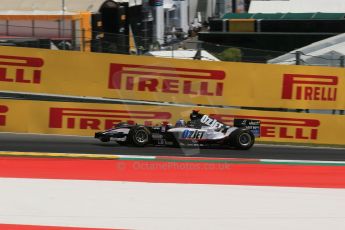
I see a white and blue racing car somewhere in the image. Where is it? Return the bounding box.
[95,110,260,150]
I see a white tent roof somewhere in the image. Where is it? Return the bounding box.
[289,0,345,13]
[268,33,345,66]
[148,50,220,62]
[0,0,142,13]
[249,1,291,13]
[163,0,176,10]
[249,0,345,13]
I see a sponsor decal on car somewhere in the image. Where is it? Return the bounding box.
[0,55,44,84]
[108,63,226,96]
[200,115,224,128]
[0,105,8,126]
[210,114,320,140]
[181,130,206,139]
[282,74,338,101]
[49,108,171,130]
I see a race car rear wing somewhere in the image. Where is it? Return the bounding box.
[234,119,261,137]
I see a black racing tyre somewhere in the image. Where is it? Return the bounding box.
[230,129,255,150]
[128,126,151,147]
[100,137,110,142]
[116,141,128,146]
[164,132,180,148]
[170,134,180,148]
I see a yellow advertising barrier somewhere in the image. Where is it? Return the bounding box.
[1,99,345,145]
[0,46,345,110]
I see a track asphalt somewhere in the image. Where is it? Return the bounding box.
[1,133,345,161]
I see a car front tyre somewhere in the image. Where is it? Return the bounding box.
[100,137,110,142]
[128,126,152,147]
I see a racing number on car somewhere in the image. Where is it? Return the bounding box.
[182,130,205,139]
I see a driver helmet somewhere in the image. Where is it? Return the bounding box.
[175,119,186,127]
[190,109,200,121]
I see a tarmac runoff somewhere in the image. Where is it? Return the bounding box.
[0,179,345,230]
[0,224,118,230]
[0,152,345,229]
[1,152,345,188]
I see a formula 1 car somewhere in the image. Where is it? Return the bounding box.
[94,110,260,150]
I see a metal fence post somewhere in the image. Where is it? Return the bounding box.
[295,51,302,65]
[82,29,86,52]
[193,41,202,60]
[6,20,9,36]
[61,0,66,50]
[232,0,237,13]
[340,56,345,67]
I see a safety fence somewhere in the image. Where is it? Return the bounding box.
[1,99,345,145]
[3,22,345,65]
[0,46,345,111]
[0,22,288,63]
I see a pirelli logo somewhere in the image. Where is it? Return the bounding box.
[0,105,9,126]
[0,55,44,84]
[282,74,338,101]
[49,108,172,130]
[108,63,226,96]
[210,114,320,140]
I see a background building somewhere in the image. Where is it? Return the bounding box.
[199,0,345,63]
[0,0,145,53]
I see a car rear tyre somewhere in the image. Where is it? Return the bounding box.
[128,126,151,147]
[116,141,128,146]
[231,129,255,150]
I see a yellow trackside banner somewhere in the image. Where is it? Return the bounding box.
[1,99,345,145]
[0,46,345,110]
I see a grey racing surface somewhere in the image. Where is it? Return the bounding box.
[1,133,345,161]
